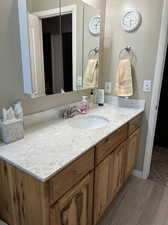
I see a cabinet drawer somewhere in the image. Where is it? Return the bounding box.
[95,124,128,165]
[49,148,94,205]
[128,114,142,136]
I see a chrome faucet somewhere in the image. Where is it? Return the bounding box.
[63,106,81,119]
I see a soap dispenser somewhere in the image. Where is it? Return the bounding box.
[80,96,88,114]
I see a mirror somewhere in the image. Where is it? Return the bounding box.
[18,0,102,98]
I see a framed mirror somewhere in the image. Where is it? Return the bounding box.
[18,0,102,98]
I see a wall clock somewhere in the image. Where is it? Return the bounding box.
[121,10,142,32]
[89,15,101,36]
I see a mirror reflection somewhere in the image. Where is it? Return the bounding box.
[24,0,102,97]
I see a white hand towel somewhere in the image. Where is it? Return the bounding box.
[115,59,133,97]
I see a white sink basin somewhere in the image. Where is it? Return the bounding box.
[69,115,109,130]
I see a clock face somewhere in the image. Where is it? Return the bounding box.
[121,10,141,32]
[89,15,101,36]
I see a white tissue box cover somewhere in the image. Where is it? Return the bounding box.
[0,119,24,144]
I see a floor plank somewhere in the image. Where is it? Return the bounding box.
[98,176,168,225]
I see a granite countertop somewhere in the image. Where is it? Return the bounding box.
[0,101,145,182]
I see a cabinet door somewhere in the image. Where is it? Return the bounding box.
[108,141,127,202]
[94,141,127,224]
[50,173,93,225]
[125,129,140,180]
[94,157,111,224]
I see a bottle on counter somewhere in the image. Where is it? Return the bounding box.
[96,89,105,106]
[80,96,89,114]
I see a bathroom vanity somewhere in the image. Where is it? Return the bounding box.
[0,104,143,225]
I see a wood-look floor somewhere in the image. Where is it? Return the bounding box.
[98,176,168,225]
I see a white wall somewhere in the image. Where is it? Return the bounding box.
[102,0,164,170]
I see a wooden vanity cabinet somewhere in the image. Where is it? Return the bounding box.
[0,162,50,225]
[125,129,140,180]
[0,148,95,225]
[49,149,94,205]
[94,156,111,223]
[95,124,128,165]
[109,141,127,199]
[128,114,142,136]
[50,173,94,225]
[94,114,142,224]
[94,141,127,224]
[0,114,142,225]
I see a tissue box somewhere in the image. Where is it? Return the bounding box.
[0,119,24,144]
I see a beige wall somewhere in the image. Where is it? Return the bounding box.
[83,0,104,9]
[102,0,164,170]
[0,0,23,109]
[28,0,59,12]
[83,4,101,72]
[0,0,106,116]
[83,0,106,87]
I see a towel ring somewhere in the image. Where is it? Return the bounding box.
[88,47,99,58]
[119,46,131,58]
[119,46,135,63]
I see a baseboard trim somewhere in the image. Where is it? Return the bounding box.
[132,169,143,178]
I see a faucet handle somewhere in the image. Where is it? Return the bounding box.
[70,106,78,112]
[63,105,81,119]
[70,107,81,117]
